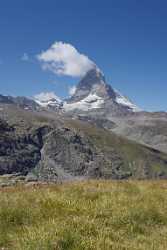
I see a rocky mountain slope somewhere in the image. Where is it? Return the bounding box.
[110,112,167,153]
[0,103,167,181]
[63,67,140,114]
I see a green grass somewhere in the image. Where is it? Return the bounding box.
[0,181,167,249]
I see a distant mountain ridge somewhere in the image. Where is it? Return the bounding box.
[0,94,39,110]
[34,92,63,110]
[0,68,141,115]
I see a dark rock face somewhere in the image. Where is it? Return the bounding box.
[0,116,129,181]
[0,119,14,132]
[36,127,132,181]
[0,119,50,175]
[67,68,116,103]
[37,128,95,181]
[0,116,96,179]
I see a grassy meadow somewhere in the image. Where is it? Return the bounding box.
[0,180,167,250]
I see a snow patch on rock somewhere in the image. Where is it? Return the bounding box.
[34,92,62,107]
[63,93,104,111]
[115,90,141,112]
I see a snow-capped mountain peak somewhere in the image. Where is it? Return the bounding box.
[65,67,115,102]
[114,90,141,112]
[63,67,141,113]
[34,92,62,108]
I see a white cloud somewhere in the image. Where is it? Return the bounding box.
[21,53,29,61]
[69,85,76,96]
[37,41,95,77]
[34,92,61,102]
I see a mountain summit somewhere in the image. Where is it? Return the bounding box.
[69,67,116,102]
[64,67,140,113]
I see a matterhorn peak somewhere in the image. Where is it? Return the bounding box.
[77,67,106,90]
[63,67,141,113]
[67,66,116,103]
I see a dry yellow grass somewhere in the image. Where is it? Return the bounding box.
[0,180,167,249]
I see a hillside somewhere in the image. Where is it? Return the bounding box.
[0,103,167,182]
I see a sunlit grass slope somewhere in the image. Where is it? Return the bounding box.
[0,181,167,249]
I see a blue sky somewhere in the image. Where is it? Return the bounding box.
[0,0,167,111]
